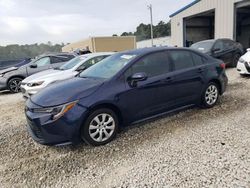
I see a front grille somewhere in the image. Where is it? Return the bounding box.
[27,118,43,139]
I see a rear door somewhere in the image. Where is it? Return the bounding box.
[168,50,206,106]
[118,51,175,121]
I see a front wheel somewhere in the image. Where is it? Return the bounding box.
[201,82,219,108]
[81,108,118,146]
[8,77,23,93]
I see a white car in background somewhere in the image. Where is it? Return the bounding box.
[237,49,250,76]
[21,52,114,98]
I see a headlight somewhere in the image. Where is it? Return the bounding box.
[238,58,245,63]
[0,74,4,77]
[32,101,78,120]
[27,81,44,87]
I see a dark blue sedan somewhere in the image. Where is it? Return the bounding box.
[25,47,228,146]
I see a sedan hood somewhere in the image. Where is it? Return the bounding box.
[23,69,62,83]
[0,66,18,74]
[30,77,104,107]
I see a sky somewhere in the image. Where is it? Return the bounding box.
[0,0,194,46]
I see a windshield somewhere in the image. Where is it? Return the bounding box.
[59,56,87,70]
[190,41,214,53]
[79,53,137,79]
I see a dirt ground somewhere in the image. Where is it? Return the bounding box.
[0,68,249,188]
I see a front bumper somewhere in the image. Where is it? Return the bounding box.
[237,61,250,75]
[25,99,88,145]
[0,76,8,91]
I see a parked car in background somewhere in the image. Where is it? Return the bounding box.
[0,58,31,70]
[237,49,250,76]
[0,53,75,93]
[21,52,113,98]
[190,39,244,67]
[25,47,228,146]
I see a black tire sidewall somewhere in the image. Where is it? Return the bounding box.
[81,108,118,146]
[8,78,22,93]
[202,82,219,108]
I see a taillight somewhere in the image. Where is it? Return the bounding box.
[220,63,226,69]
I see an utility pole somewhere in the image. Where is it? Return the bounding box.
[147,4,154,47]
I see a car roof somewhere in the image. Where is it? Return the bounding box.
[77,52,115,59]
[193,38,235,45]
[120,47,197,56]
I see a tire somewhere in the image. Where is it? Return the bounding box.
[201,82,219,108]
[230,53,241,67]
[8,77,23,93]
[81,108,119,146]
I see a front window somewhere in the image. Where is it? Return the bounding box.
[80,53,137,79]
[191,41,214,53]
[125,51,171,78]
[59,56,87,70]
[34,57,51,67]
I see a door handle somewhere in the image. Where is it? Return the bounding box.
[164,77,173,83]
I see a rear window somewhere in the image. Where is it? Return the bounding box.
[191,41,214,53]
[191,53,205,66]
[169,50,194,71]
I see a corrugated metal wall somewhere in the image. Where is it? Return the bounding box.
[171,0,243,47]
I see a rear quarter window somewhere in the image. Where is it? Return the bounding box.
[191,52,205,66]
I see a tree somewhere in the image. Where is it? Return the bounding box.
[0,43,64,61]
[121,20,171,41]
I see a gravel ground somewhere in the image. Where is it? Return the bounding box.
[0,68,250,188]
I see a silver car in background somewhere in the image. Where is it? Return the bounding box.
[21,52,114,98]
[0,53,76,93]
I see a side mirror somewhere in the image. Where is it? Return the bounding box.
[212,48,221,53]
[128,72,147,87]
[29,64,37,68]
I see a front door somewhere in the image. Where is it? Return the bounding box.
[118,51,176,122]
[212,40,232,64]
[27,56,52,76]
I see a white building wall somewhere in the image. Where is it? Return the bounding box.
[171,0,243,47]
[136,36,171,48]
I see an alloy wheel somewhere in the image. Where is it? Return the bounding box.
[9,79,22,93]
[205,85,218,105]
[88,113,116,142]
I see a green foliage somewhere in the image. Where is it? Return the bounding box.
[121,21,171,41]
[0,42,64,61]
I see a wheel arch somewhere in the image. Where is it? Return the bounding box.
[208,79,222,95]
[87,103,124,127]
[7,75,25,84]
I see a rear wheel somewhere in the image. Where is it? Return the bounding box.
[8,77,23,93]
[81,108,118,146]
[201,82,219,108]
